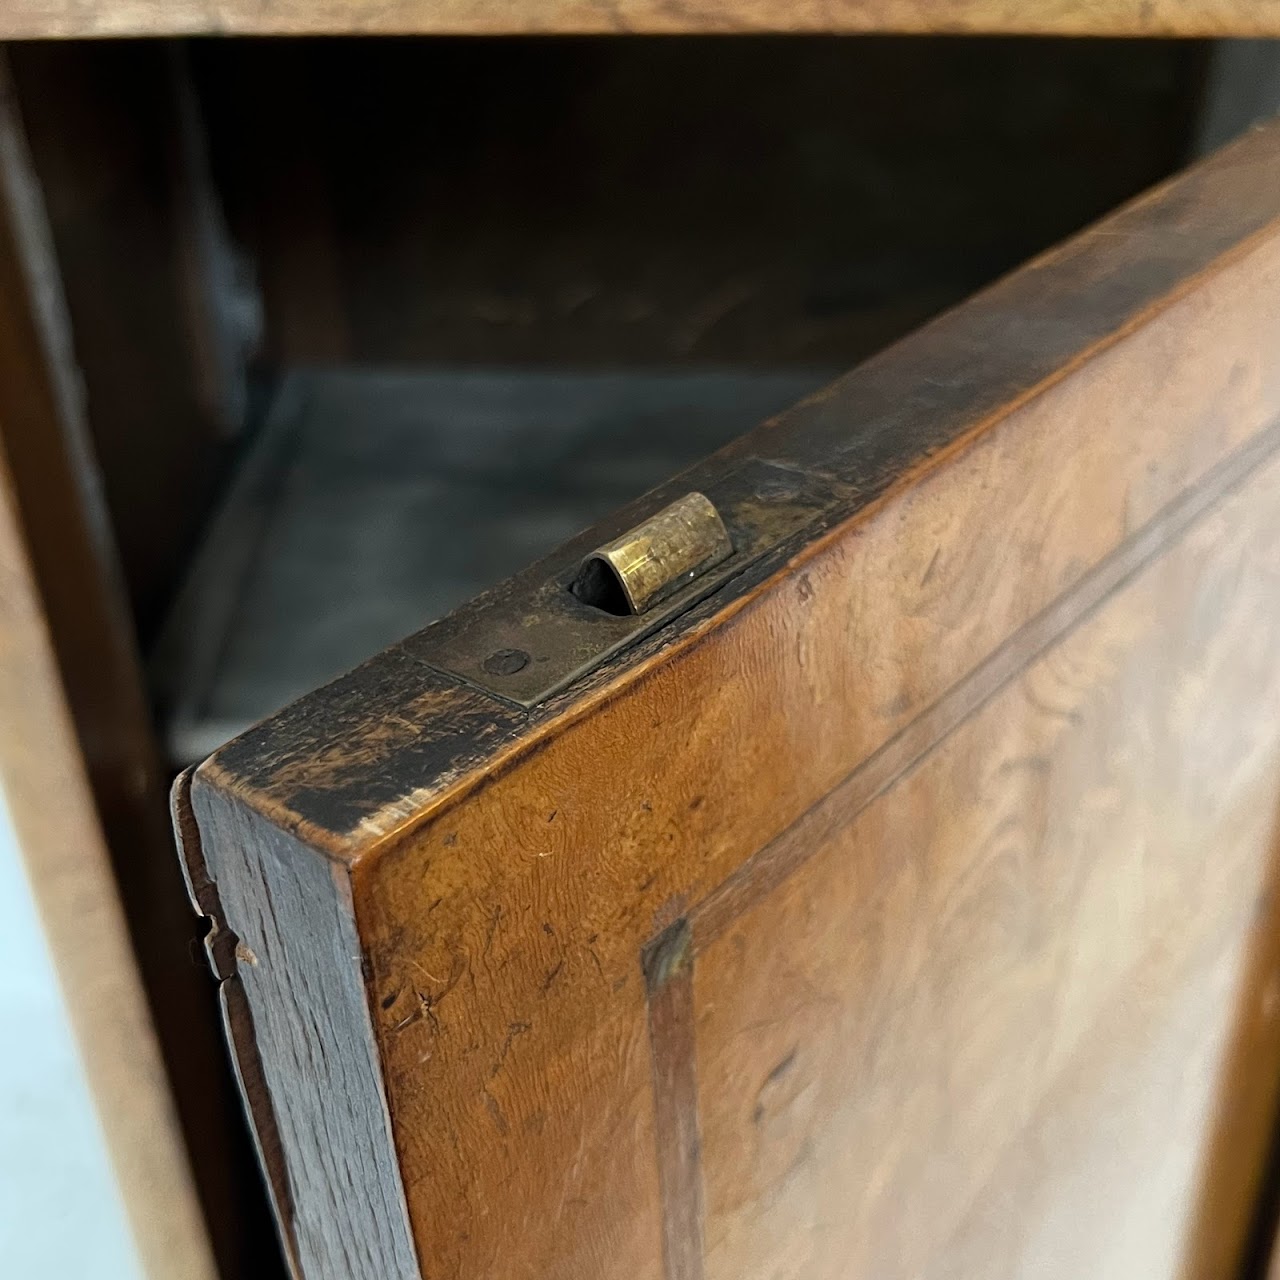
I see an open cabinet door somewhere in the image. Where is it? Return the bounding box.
[176,120,1280,1280]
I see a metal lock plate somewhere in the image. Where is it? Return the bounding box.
[406,458,849,707]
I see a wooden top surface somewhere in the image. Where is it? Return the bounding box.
[4,0,1280,38]
[201,119,1280,863]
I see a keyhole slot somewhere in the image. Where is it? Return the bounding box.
[570,555,634,616]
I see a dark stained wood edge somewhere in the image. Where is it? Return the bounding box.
[198,119,1280,860]
[219,977,304,1280]
[2,0,1279,39]
[173,766,237,983]
[186,774,422,1280]
[690,412,1280,949]
[643,920,706,1280]
[172,769,303,1279]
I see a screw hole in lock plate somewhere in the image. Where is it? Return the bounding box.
[481,648,531,676]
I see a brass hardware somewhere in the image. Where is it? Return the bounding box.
[571,492,732,616]
[407,459,850,707]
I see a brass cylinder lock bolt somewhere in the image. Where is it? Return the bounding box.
[570,492,734,617]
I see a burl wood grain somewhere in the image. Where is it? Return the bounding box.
[689,453,1280,1280]
[4,0,1280,38]
[189,124,1280,1280]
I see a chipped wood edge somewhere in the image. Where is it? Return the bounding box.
[172,768,303,1280]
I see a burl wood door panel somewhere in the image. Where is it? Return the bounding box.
[177,123,1280,1280]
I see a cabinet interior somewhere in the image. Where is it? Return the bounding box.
[10,34,1215,764]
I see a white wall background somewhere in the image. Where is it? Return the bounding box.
[0,788,142,1280]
